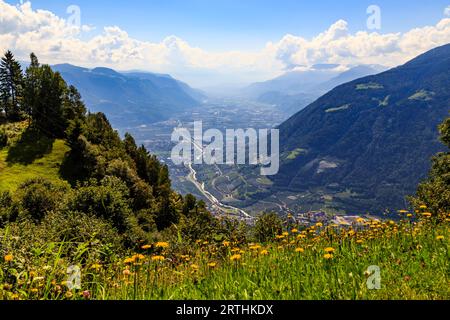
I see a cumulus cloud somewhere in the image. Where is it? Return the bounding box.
[0,0,449,87]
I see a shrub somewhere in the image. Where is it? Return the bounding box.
[0,129,7,148]
[66,176,133,233]
[253,212,283,243]
[16,178,69,222]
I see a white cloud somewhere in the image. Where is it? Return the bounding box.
[445,6,450,17]
[0,0,450,87]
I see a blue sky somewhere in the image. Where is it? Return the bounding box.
[10,0,450,51]
[1,0,450,86]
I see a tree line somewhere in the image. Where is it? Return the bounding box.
[0,51,85,137]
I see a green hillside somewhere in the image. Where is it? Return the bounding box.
[270,43,450,213]
[0,122,69,192]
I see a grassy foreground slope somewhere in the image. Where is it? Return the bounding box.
[0,122,69,192]
[1,212,449,300]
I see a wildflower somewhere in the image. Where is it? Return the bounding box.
[223,241,231,247]
[422,212,432,218]
[180,255,191,262]
[132,254,145,261]
[3,284,12,291]
[316,222,323,228]
[123,269,131,276]
[297,234,306,240]
[65,291,73,299]
[141,245,152,250]
[407,214,413,218]
[295,248,305,253]
[90,263,102,270]
[249,245,262,251]
[324,247,335,253]
[231,248,241,253]
[291,228,299,234]
[30,288,38,294]
[282,232,289,237]
[356,240,364,244]
[436,235,444,241]
[323,254,334,260]
[207,262,217,268]
[155,242,170,249]
[151,255,165,262]
[230,254,242,262]
[398,210,409,214]
[190,264,199,271]
[124,257,134,264]
[260,250,269,256]
[82,290,91,300]
[419,205,427,209]
[4,254,13,262]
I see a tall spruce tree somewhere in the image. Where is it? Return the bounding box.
[0,50,23,121]
[23,53,40,120]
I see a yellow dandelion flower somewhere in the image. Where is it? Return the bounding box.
[141,244,152,250]
[223,241,231,247]
[151,255,165,262]
[90,263,102,270]
[260,250,269,256]
[4,254,13,262]
[230,254,242,262]
[190,264,199,270]
[124,257,135,264]
[436,235,444,241]
[324,247,335,253]
[295,248,305,253]
[133,254,145,261]
[282,232,289,237]
[356,240,364,244]
[407,214,413,218]
[419,205,427,209]
[231,248,241,253]
[291,228,299,234]
[207,262,217,268]
[155,242,170,249]
[249,245,262,251]
[422,212,432,218]
[323,254,334,260]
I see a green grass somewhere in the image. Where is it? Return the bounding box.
[0,124,69,192]
[356,83,384,90]
[1,215,448,300]
[286,148,308,160]
[408,90,435,101]
[325,104,351,113]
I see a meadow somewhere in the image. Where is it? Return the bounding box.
[1,211,448,300]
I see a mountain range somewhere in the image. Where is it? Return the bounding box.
[242,64,386,116]
[52,64,205,128]
[270,43,450,213]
